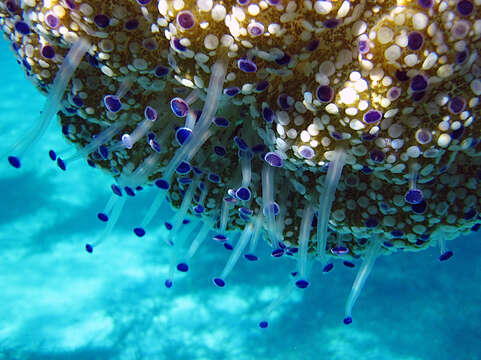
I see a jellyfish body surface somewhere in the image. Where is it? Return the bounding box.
[1,0,481,326]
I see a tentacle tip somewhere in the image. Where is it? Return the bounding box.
[133,227,146,237]
[259,321,268,329]
[244,253,258,261]
[57,157,66,171]
[323,263,334,273]
[224,242,233,250]
[213,234,227,242]
[213,277,225,287]
[295,279,310,289]
[48,150,57,161]
[8,156,21,168]
[343,316,353,325]
[439,250,453,261]
[85,244,93,253]
[164,279,173,288]
[271,248,284,258]
[97,212,109,222]
[176,263,189,272]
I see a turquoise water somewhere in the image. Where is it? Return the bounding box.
[0,37,480,360]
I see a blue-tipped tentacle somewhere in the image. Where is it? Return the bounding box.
[4,37,90,168]
[344,236,381,324]
[297,203,315,287]
[316,147,346,263]
[213,220,254,287]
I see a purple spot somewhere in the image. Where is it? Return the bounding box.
[224,86,240,96]
[395,69,409,82]
[177,10,195,29]
[391,229,404,237]
[244,254,258,261]
[275,53,291,66]
[456,50,468,64]
[213,117,229,127]
[125,18,139,30]
[407,32,424,51]
[299,145,315,159]
[177,263,189,272]
[344,317,353,325]
[457,0,474,15]
[307,39,320,51]
[271,248,284,257]
[323,263,334,272]
[111,184,122,196]
[448,96,466,114]
[238,58,257,73]
[405,189,424,204]
[103,95,122,113]
[14,21,30,35]
[255,80,269,92]
[316,85,334,102]
[410,74,428,91]
[213,278,225,287]
[94,14,110,28]
[418,0,433,7]
[86,244,93,253]
[277,94,292,109]
[331,246,349,255]
[214,145,226,157]
[172,37,186,52]
[134,227,146,237]
[343,261,355,268]
[363,110,382,124]
[262,107,275,123]
[439,250,453,261]
[170,97,189,117]
[235,187,251,201]
[411,200,427,214]
[295,279,310,288]
[154,65,169,77]
[41,45,55,59]
[324,18,340,28]
[8,156,20,169]
[370,149,385,163]
[365,217,379,228]
[155,179,169,190]
[259,321,268,328]
[264,152,283,167]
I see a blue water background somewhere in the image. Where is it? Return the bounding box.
[0,38,480,360]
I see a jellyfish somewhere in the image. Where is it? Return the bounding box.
[1,0,480,327]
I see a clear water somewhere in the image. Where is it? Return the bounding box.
[0,38,480,360]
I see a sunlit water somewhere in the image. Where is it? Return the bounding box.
[0,38,480,360]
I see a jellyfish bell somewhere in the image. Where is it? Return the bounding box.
[0,0,480,327]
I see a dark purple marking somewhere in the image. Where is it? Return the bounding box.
[405,189,424,204]
[177,263,189,272]
[41,45,55,59]
[244,254,258,261]
[97,213,109,222]
[213,278,225,287]
[94,14,110,28]
[125,18,139,30]
[15,21,30,35]
[295,279,310,288]
[134,227,146,237]
[316,85,334,102]
[439,250,453,261]
[411,74,428,91]
[407,32,424,51]
[238,58,257,73]
[457,0,474,15]
[177,10,195,29]
[103,95,122,113]
[264,152,283,167]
